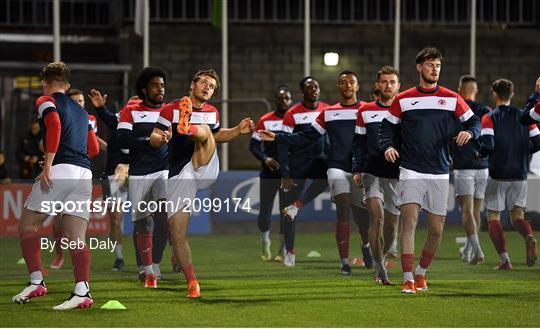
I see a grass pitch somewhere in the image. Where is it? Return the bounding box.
[1,226,539,327]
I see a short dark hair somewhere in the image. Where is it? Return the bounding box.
[41,61,70,84]
[459,75,477,85]
[415,47,443,64]
[299,76,317,90]
[275,84,291,98]
[338,70,358,81]
[491,79,514,101]
[67,88,84,98]
[192,69,220,96]
[135,67,167,100]
[376,66,400,80]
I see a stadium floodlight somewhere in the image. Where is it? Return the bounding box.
[323,52,339,66]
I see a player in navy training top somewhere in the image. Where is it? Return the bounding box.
[250,85,293,262]
[452,75,490,265]
[275,77,330,266]
[88,89,131,272]
[259,71,373,275]
[48,87,110,270]
[380,47,480,294]
[150,69,254,298]
[478,79,540,269]
[13,62,99,310]
[352,65,401,285]
[117,67,170,288]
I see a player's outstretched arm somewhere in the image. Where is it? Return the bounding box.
[214,118,255,143]
[272,125,320,146]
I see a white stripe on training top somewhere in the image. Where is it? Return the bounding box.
[355,125,367,135]
[530,127,540,138]
[263,120,283,131]
[281,124,294,133]
[362,111,388,124]
[324,109,358,122]
[131,111,160,123]
[117,122,133,130]
[399,96,457,112]
[38,101,55,118]
[311,121,326,134]
[190,112,218,125]
[157,116,171,128]
[481,128,494,136]
[293,112,319,125]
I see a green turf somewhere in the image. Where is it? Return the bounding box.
[1,227,539,327]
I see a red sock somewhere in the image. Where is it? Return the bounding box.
[19,231,42,274]
[513,218,533,238]
[488,220,507,254]
[294,200,303,208]
[69,246,90,282]
[401,253,414,273]
[52,222,63,256]
[335,221,350,259]
[136,233,153,266]
[182,264,197,282]
[419,250,435,269]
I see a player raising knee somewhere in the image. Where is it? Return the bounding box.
[478,79,539,269]
[150,69,254,298]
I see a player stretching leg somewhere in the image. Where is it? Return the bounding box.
[352,66,401,284]
[12,62,99,309]
[260,71,371,275]
[151,69,254,298]
[452,75,490,264]
[380,48,480,294]
[117,68,170,288]
[250,85,293,261]
[276,77,330,266]
[478,79,539,269]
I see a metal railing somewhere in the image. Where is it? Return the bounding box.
[0,0,121,29]
[122,0,538,26]
[0,0,537,30]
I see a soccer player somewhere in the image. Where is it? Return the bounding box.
[276,77,330,266]
[12,61,99,309]
[380,47,480,294]
[259,70,372,275]
[117,67,170,288]
[352,65,401,284]
[150,69,254,298]
[250,85,293,261]
[48,88,108,269]
[478,79,539,269]
[452,75,490,264]
[87,88,130,271]
[520,77,540,125]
